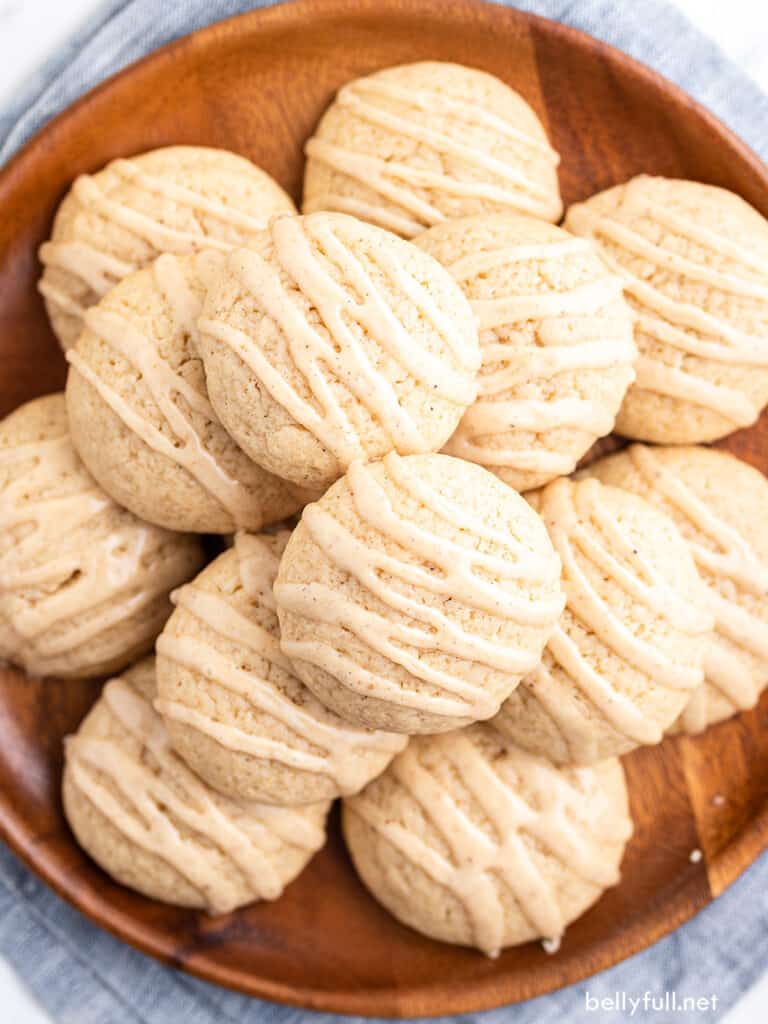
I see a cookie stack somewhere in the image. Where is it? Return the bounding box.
[4,59,767,957]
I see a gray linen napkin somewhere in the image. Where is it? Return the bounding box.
[1,2,766,1021]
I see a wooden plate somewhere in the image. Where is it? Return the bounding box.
[0,0,767,1016]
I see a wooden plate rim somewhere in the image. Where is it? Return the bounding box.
[0,0,767,1015]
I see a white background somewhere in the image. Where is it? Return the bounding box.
[0,0,766,1021]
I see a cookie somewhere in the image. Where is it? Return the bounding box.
[65,251,306,533]
[197,211,480,491]
[38,146,295,350]
[274,452,564,734]
[416,214,636,491]
[303,61,562,237]
[0,394,203,679]
[492,477,713,763]
[343,725,632,956]
[155,531,407,804]
[63,659,330,913]
[588,444,768,734]
[565,175,768,443]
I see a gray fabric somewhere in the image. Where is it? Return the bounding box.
[0,1,766,1021]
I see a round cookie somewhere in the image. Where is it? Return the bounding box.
[492,477,713,764]
[65,251,306,533]
[343,725,632,956]
[0,394,203,679]
[155,531,407,804]
[38,146,296,350]
[274,452,565,734]
[588,444,768,734]
[416,214,637,491]
[565,175,768,443]
[197,211,480,491]
[63,658,330,913]
[302,61,562,237]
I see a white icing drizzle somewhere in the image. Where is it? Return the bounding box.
[471,275,626,331]
[275,452,564,721]
[518,478,712,761]
[37,280,89,320]
[568,187,768,426]
[198,213,477,467]
[38,242,137,301]
[441,238,634,476]
[65,253,258,526]
[305,78,561,235]
[447,238,592,279]
[347,732,630,956]
[0,432,192,674]
[38,156,280,318]
[456,397,615,447]
[351,80,560,158]
[107,159,273,234]
[633,357,758,427]
[679,644,757,733]
[66,675,325,912]
[155,532,405,792]
[624,445,768,723]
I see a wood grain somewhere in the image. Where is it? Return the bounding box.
[0,0,766,1016]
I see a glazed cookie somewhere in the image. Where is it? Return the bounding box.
[303,61,562,236]
[63,659,330,912]
[565,176,768,443]
[589,444,768,734]
[65,251,306,533]
[492,477,713,763]
[343,725,632,956]
[155,531,407,804]
[416,214,636,491]
[38,145,295,349]
[197,211,480,491]
[0,394,203,679]
[275,452,565,734]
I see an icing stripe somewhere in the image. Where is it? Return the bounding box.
[471,276,624,331]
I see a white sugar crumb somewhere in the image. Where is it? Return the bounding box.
[689,848,703,863]
[541,936,561,955]
[712,794,725,807]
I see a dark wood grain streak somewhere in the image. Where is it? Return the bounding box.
[0,0,766,1015]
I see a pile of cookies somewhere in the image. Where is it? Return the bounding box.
[4,59,768,958]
